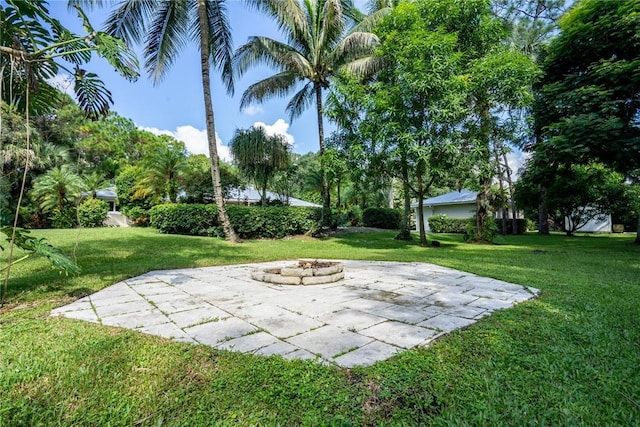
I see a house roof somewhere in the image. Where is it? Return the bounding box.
[410,189,477,208]
[94,187,117,201]
[226,186,321,208]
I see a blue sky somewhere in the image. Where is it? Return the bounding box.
[46,0,370,159]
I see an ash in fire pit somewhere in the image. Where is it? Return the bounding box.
[252,260,344,285]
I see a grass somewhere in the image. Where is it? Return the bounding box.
[1,227,639,425]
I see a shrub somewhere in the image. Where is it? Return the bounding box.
[149,204,218,235]
[362,207,401,229]
[345,205,363,226]
[149,203,321,239]
[78,198,109,228]
[50,207,76,229]
[122,206,150,227]
[427,215,470,233]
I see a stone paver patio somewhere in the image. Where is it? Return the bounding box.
[51,260,539,367]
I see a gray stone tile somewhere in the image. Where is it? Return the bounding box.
[59,308,99,323]
[231,303,291,320]
[216,332,280,353]
[51,298,92,315]
[333,341,401,368]
[445,306,487,319]
[137,322,195,342]
[254,340,300,357]
[185,317,257,346]
[418,314,475,332]
[319,309,387,331]
[94,300,152,318]
[466,288,517,300]
[276,300,339,318]
[420,305,450,319]
[339,298,395,313]
[251,312,325,339]
[168,306,230,328]
[375,306,430,324]
[360,322,438,349]
[90,293,143,308]
[282,348,319,361]
[101,309,168,329]
[286,325,372,359]
[469,298,514,310]
[425,292,478,307]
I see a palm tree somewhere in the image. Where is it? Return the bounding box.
[29,165,85,214]
[229,126,290,206]
[136,140,188,203]
[103,0,238,241]
[234,0,380,225]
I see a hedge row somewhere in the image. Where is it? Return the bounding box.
[427,215,530,234]
[427,215,469,233]
[362,207,402,229]
[149,204,321,239]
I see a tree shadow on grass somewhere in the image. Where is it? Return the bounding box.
[3,234,245,303]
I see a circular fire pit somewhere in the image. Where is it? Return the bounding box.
[251,260,344,285]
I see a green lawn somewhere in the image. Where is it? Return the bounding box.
[1,228,639,425]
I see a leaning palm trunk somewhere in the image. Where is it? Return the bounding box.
[196,0,237,242]
[315,84,331,226]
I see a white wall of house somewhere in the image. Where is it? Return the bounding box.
[415,203,476,231]
[565,213,612,233]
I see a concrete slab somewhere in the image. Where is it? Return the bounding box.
[185,317,257,346]
[359,321,438,349]
[286,325,373,360]
[51,259,538,367]
[333,341,401,368]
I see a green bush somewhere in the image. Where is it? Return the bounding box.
[149,204,321,239]
[427,215,470,233]
[50,207,76,229]
[121,206,150,227]
[78,198,109,228]
[362,207,401,229]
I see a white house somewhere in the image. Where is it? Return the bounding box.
[226,185,321,207]
[411,189,477,232]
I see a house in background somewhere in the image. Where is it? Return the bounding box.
[226,185,321,207]
[411,189,477,232]
[95,187,130,227]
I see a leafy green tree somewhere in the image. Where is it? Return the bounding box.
[229,127,290,206]
[234,0,380,224]
[515,161,627,235]
[103,0,239,242]
[181,155,244,204]
[536,0,640,242]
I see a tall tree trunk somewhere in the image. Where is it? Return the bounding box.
[502,152,518,234]
[635,215,640,245]
[475,100,492,242]
[538,184,549,234]
[417,160,428,247]
[396,148,412,241]
[314,83,330,227]
[495,151,507,235]
[197,0,238,242]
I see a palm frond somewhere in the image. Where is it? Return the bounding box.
[73,67,113,120]
[331,31,378,67]
[234,36,312,78]
[143,0,190,83]
[318,0,346,53]
[352,7,391,33]
[286,82,314,121]
[342,55,386,80]
[239,71,300,109]
[245,0,309,47]
[104,0,156,45]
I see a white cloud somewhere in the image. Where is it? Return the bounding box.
[253,119,295,146]
[242,104,264,116]
[47,73,74,97]
[139,125,231,162]
[504,150,531,180]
